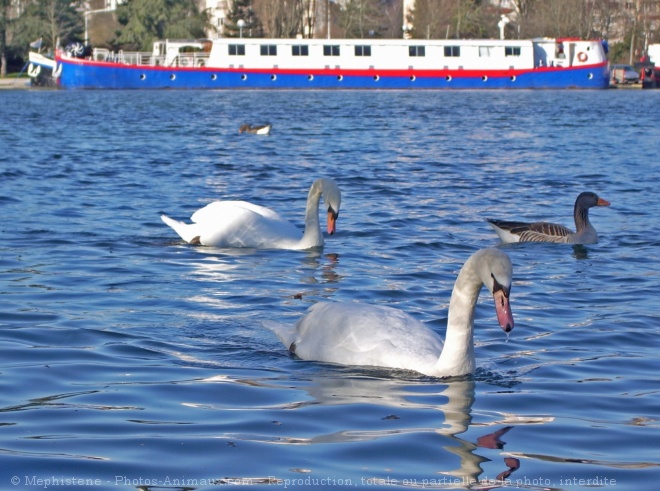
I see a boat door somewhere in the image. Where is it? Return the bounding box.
[565,42,576,66]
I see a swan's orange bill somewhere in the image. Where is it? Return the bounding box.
[597,197,610,206]
[493,290,514,333]
[327,211,337,235]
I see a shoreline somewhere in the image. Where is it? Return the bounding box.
[0,78,32,89]
[0,78,648,91]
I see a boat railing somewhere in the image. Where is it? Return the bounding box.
[92,48,153,65]
[174,54,210,68]
[91,48,209,68]
[92,48,111,62]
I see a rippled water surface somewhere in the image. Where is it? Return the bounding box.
[1,88,659,490]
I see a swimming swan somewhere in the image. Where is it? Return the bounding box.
[269,248,514,377]
[487,191,610,244]
[161,178,341,250]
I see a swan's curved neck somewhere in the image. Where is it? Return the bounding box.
[433,261,483,376]
[299,182,324,248]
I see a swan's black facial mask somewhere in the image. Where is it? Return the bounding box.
[492,275,511,298]
[491,274,514,333]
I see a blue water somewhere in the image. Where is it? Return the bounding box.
[1,88,659,490]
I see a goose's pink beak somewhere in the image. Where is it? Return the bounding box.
[597,197,610,207]
[493,290,514,333]
[327,211,337,235]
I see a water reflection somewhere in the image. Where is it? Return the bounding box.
[183,248,342,312]
[301,375,526,486]
[572,244,590,260]
[298,251,342,286]
[200,373,530,486]
[302,376,523,486]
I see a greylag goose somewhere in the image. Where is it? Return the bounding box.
[487,192,610,244]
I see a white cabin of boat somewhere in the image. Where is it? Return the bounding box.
[88,37,606,71]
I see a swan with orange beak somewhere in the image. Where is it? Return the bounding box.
[161,178,341,250]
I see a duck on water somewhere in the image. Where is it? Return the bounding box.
[487,192,610,244]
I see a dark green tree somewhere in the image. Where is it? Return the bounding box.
[33,0,82,48]
[113,0,209,51]
[0,0,10,76]
[223,0,263,38]
[7,0,82,67]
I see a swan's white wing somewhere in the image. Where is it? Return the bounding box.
[188,201,302,248]
[191,201,284,224]
[289,302,444,373]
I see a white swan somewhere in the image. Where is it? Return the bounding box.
[487,191,610,244]
[161,178,341,250]
[269,248,514,377]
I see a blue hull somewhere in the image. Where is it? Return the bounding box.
[57,58,610,90]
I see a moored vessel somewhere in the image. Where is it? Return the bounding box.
[30,36,610,90]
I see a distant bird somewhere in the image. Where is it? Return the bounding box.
[487,191,610,244]
[160,178,340,250]
[239,123,272,135]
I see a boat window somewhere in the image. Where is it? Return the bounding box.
[260,45,277,56]
[323,45,340,56]
[228,44,245,56]
[409,46,425,57]
[479,46,492,57]
[505,46,521,57]
[355,45,371,57]
[444,46,460,57]
[292,45,309,56]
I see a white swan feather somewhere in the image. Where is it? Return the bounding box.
[161,178,341,250]
[269,248,514,378]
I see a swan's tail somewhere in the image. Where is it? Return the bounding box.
[161,214,201,244]
[263,320,296,352]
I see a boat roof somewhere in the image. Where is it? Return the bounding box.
[209,37,539,47]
